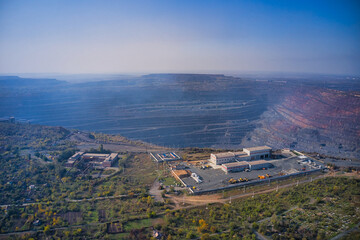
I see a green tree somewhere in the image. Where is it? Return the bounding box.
[44,225,51,234]
[186,231,196,239]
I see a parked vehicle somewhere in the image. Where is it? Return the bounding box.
[229,178,238,184]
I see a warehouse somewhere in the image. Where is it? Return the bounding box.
[222,161,249,173]
[210,151,251,165]
[210,152,237,165]
[249,160,273,170]
[243,146,272,160]
[210,146,272,165]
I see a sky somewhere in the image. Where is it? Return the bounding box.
[0,0,359,75]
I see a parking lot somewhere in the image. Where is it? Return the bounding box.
[178,156,324,193]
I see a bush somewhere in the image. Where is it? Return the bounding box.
[186,231,196,239]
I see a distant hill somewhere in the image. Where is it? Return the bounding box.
[0,73,359,158]
[70,73,246,91]
[0,76,67,87]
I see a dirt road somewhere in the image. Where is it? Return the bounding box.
[149,178,164,203]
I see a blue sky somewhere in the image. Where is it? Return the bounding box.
[0,0,359,75]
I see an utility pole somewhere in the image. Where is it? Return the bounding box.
[229,196,232,204]
[276,185,279,192]
[252,191,254,198]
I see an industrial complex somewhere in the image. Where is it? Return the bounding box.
[208,146,274,173]
[160,146,325,194]
[65,152,118,168]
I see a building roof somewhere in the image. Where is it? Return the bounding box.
[83,153,109,157]
[105,153,118,161]
[233,151,248,156]
[222,161,249,168]
[213,152,235,158]
[244,146,272,152]
[70,152,84,158]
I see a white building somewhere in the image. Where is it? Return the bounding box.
[243,146,272,160]
[210,146,272,165]
[210,152,237,165]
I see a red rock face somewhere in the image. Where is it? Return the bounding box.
[242,87,360,158]
[279,88,360,133]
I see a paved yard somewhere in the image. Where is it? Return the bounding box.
[179,156,324,193]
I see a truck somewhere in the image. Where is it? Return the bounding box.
[228,178,238,184]
[239,178,249,182]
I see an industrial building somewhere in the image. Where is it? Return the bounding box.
[210,152,240,165]
[65,152,118,168]
[210,146,272,165]
[243,146,272,160]
[221,160,273,173]
[222,161,249,173]
[249,160,273,170]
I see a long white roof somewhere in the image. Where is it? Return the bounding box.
[244,146,271,152]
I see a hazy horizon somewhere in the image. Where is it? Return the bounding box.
[1,0,360,75]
